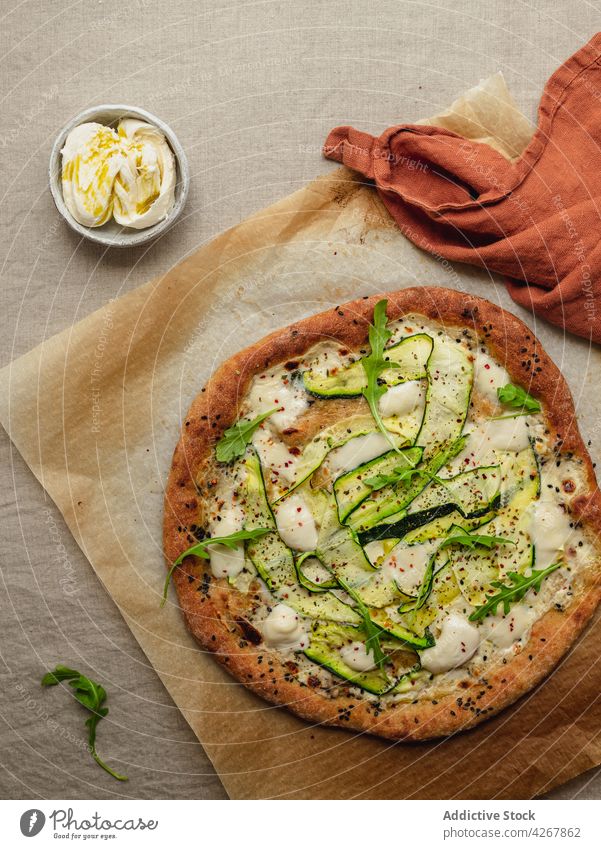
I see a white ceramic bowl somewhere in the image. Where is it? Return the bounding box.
[49,104,190,248]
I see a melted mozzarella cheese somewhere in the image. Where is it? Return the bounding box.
[261,603,309,650]
[454,417,530,470]
[378,380,425,418]
[363,540,386,565]
[304,344,348,376]
[382,542,433,596]
[247,373,308,430]
[482,417,531,452]
[275,495,318,551]
[530,499,573,568]
[480,604,536,648]
[209,505,245,579]
[252,427,298,484]
[419,613,480,674]
[326,432,391,477]
[297,556,332,587]
[474,351,510,401]
[452,425,497,470]
[340,641,376,672]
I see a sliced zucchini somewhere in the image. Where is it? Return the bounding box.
[347,435,468,533]
[402,509,496,544]
[403,563,461,636]
[243,450,297,589]
[498,444,541,507]
[333,445,423,522]
[353,539,438,609]
[274,415,376,501]
[357,464,499,544]
[302,360,365,399]
[450,445,540,606]
[380,380,427,442]
[243,451,360,623]
[304,624,392,694]
[316,495,376,590]
[426,444,536,540]
[437,465,500,514]
[387,463,499,526]
[363,537,400,566]
[369,610,435,649]
[295,552,338,592]
[416,335,473,459]
[245,531,295,590]
[349,569,411,609]
[278,586,361,624]
[304,622,417,695]
[392,668,429,695]
[302,333,433,398]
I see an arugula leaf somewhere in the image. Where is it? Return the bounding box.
[162,527,271,606]
[399,528,516,616]
[469,562,561,621]
[396,436,467,490]
[439,529,516,551]
[356,598,388,670]
[361,300,400,450]
[215,409,277,463]
[365,466,443,492]
[41,666,127,781]
[497,383,541,413]
[397,467,445,487]
[398,552,437,614]
[41,665,80,685]
[364,470,404,491]
[338,579,387,669]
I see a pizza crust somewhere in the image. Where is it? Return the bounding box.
[163,288,601,740]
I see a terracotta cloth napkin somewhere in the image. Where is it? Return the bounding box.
[324,34,601,343]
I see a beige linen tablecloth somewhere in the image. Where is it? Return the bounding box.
[1,0,600,799]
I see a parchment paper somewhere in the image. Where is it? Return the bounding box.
[1,74,600,800]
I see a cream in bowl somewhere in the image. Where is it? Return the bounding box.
[61,117,176,231]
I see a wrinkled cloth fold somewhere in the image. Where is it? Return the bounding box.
[324,35,601,342]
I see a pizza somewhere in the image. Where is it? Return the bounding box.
[163,288,601,740]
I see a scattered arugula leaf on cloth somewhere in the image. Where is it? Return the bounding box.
[162,527,271,605]
[469,562,561,621]
[215,409,276,462]
[41,665,127,781]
